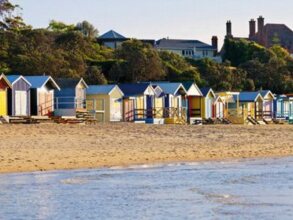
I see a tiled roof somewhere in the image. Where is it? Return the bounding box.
[238,91,263,102]
[99,30,126,39]
[87,85,118,95]
[156,39,214,50]
[56,78,87,89]
[118,83,150,96]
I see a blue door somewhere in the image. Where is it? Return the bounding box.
[146,95,153,118]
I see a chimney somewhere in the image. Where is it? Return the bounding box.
[249,19,256,38]
[257,16,264,34]
[226,20,233,38]
[211,36,218,55]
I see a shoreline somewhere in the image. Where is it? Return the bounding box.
[0,123,293,174]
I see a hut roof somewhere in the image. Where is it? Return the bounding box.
[0,74,12,88]
[87,85,123,95]
[182,82,203,96]
[200,87,215,98]
[260,90,274,99]
[155,82,186,95]
[6,75,31,86]
[118,83,152,96]
[25,76,60,90]
[56,78,88,89]
[238,92,264,102]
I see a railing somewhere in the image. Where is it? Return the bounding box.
[38,99,54,116]
[55,97,86,110]
[189,108,201,118]
[256,110,273,118]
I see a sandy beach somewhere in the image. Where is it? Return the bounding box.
[0,123,293,174]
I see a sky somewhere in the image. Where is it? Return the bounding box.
[11,0,293,46]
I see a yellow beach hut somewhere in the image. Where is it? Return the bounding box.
[0,74,12,116]
[86,85,124,122]
[238,92,264,120]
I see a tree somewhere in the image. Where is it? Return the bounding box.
[85,66,107,85]
[76,21,98,40]
[48,20,76,33]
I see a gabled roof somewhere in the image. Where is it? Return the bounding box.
[118,83,153,97]
[260,90,274,99]
[99,30,126,39]
[87,85,123,96]
[6,75,31,86]
[156,39,215,50]
[56,78,88,89]
[155,82,187,95]
[238,91,264,102]
[25,76,60,90]
[200,87,216,98]
[0,74,12,88]
[182,82,203,96]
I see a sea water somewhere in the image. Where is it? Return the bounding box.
[0,157,293,220]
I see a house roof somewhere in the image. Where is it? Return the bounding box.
[56,78,88,89]
[87,85,123,95]
[6,75,31,86]
[99,30,126,39]
[200,87,215,97]
[156,39,215,50]
[118,83,151,96]
[25,76,60,90]
[238,91,263,102]
[155,82,186,95]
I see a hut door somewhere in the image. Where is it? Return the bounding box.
[146,95,153,118]
[0,90,7,116]
[15,91,27,116]
[110,98,122,122]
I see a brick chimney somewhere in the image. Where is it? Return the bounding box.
[257,16,265,44]
[226,20,233,38]
[249,19,256,38]
[211,36,218,55]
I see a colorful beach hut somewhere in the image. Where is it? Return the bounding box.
[213,95,225,119]
[238,92,264,119]
[86,85,124,122]
[0,74,12,116]
[118,83,156,122]
[260,90,275,119]
[155,82,187,124]
[6,75,31,116]
[274,94,292,120]
[54,78,88,116]
[25,76,60,116]
[200,87,216,119]
[182,82,203,124]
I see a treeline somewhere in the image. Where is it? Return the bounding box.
[0,0,292,93]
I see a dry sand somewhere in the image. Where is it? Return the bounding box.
[0,123,293,174]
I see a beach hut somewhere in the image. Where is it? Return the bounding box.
[118,83,156,122]
[54,78,88,116]
[0,74,12,116]
[200,87,216,119]
[260,90,275,119]
[86,85,124,122]
[151,84,165,119]
[213,95,225,119]
[274,94,292,120]
[6,75,31,116]
[155,82,187,124]
[25,76,60,116]
[238,92,264,119]
[182,82,203,124]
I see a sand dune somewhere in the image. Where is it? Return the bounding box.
[0,123,293,173]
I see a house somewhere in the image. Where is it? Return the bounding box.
[25,76,60,116]
[260,90,275,119]
[213,95,225,119]
[238,92,264,119]
[182,82,203,124]
[155,82,187,124]
[118,83,156,122]
[6,75,31,116]
[54,78,88,116]
[86,85,124,122]
[200,88,216,119]
[0,74,12,116]
[156,38,221,62]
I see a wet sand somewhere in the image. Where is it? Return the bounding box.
[0,123,293,173]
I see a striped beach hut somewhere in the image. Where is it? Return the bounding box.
[0,74,12,116]
[54,78,88,116]
[183,82,203,123]
[200,87,216,119]
[213,95,225,119]
[86,85,124,122]
[25,76,60,116]
[260,90,275,119]
[118,83,156,122]
[7,75,32,116]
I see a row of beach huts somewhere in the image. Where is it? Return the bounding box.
[0,74,292,125]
